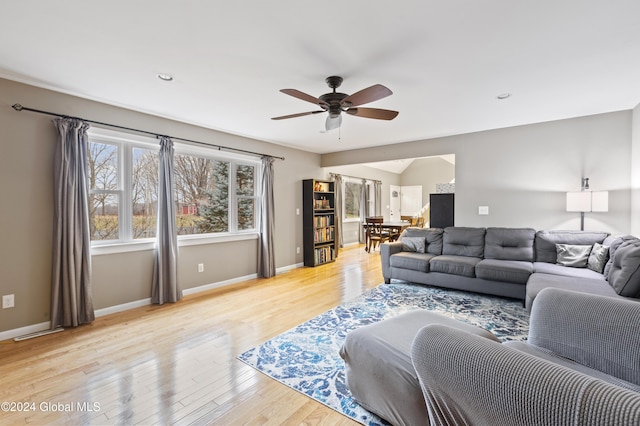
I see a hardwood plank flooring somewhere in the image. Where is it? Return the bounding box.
[0,244,383,425]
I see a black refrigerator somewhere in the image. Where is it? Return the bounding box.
[430,193,454,228]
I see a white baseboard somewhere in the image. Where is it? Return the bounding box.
[2,262,304,342]
[182,273,258,296]
[0,321,52,342]
[94,298,152,317]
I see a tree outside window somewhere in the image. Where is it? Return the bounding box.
[344,181,362,220]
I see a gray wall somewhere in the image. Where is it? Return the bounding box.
[632,102,640,236]
[323,111,633,234]
[0,78,322,333]
[400,157,456,207]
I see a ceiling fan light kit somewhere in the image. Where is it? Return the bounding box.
[272,76,398,132]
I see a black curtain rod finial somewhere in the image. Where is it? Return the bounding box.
[12,103,23,111]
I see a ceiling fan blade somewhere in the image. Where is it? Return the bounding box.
[272,110,324,120]
[280,89,329,107]
[346,108,399,120]
[341,84,392,107]
[325,114,342,131]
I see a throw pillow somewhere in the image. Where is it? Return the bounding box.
[402,237,426,253]
[556,244,592,268]
[587,242,610,274]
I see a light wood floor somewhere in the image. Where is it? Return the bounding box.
[0,244,384,425]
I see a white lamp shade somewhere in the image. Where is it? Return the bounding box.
[566,192,591,212]
[591,191,609,212]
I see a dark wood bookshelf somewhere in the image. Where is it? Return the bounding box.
[302,179,336,267]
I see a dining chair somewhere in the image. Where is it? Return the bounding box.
[366,217,390,252]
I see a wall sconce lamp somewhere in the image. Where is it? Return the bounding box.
[566,178,608,230]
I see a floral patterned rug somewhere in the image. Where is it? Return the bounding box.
[237,282,530,425]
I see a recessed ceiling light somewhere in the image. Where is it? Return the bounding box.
[157,73,174,82]
[497,93,511,100]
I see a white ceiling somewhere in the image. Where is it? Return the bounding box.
[2,1,639,154]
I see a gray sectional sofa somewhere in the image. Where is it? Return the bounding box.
[380,227,640,308]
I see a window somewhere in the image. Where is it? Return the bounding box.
[88,128,260,248]
[131,147,158,239]
[343,180,362,221]
[88,135,159,243]
[88,141,120,241]
[174,154,229,235]
[236,164,257,231]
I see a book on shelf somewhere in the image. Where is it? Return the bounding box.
[314,246,335,265]
[314,226,335,243]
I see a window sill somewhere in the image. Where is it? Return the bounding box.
[178,232,258,247]
[343,218,362,223]
[91,233,259,256]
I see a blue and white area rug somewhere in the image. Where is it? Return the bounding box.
[238,282,529,425]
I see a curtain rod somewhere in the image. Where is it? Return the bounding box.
[11,104,285,161]
[329,172,381,184]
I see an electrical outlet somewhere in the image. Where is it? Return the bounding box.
[197,263,204,273]
[296,247,300,254]
[2,294,15,309]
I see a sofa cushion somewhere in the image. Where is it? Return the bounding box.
[533,262,606,280]
[587,242,610,274]
[390,252,436,273]
[430,255,481,278]
[608,240,640,297]
[402,237,426,253]
[484,227,535,262]
[603,235,640,280]
[525,273,618,310]
[442,227,485,258]
[475,259,533,284]
[555,244,592,268]
[401,227,444,255]
[534,230,609,263]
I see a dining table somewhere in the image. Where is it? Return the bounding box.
[363,221,411,252]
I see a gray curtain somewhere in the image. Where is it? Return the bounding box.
[51,118,95,329]
[151,136,181,304]
[258,156,276,277]
[374,181,382,216]
[333,174,344,256]
[359,179,368,243]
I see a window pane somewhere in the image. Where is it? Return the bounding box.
[88,142,118,191]
[88,141,119,241]
[238,198,255,230]
[236,164,255,196]
[174,154,229,234]
[236,164,255,231]
[132,148,158,239]
[90,193,119,240]
[344,182,362,219]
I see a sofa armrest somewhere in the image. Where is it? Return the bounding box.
[411,324,640,425]
[380,241,403,282]
[529,287,640,386]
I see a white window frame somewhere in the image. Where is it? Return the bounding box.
[88,128,261,255]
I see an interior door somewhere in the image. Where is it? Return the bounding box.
[389,185,401,221]
[401,185,423,217]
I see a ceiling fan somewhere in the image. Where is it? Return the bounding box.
[272,76,399,131]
